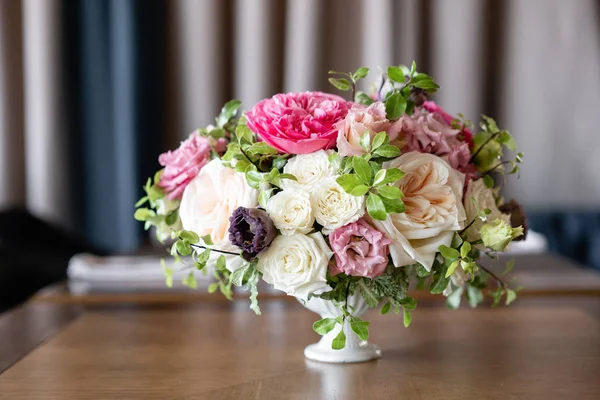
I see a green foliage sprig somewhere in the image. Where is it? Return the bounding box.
[328,67,370,102]
[333,132,405,220]
[383,61,440,119]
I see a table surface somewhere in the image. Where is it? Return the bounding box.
[1,254,600,399]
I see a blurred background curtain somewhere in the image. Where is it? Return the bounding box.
[1,0,600,263]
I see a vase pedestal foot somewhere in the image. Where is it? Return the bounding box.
[304,342,381,363]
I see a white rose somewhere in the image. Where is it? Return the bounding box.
[311,176,365,233]
[464,178,511,241]
[280,150,337,193]
[154,197,182,242]
[179,159,259,271]
[266,189,314,235]
[371,152,466,271]
[257,232,333,299]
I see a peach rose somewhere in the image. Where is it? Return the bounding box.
[370,152,466,270]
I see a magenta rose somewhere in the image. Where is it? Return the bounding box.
[336,102,402,157]
[158,132,224,200]
[329,219,391,279]
[245,91,350,154]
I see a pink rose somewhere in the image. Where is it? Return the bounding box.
[399,109,475,177]
[422,101,473,147]
[246,91,350,154]
[329,219,391,279]
[158,132,224,200]
[336,102,402,157]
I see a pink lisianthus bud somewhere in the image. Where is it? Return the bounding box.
[329,219,391,279]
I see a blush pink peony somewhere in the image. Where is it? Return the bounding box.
[329,219,391,279]
[422,101,473,147]
[158,132,224,200]
[336,102,402,157]
[399,108,475,177]
[245,91,350,154]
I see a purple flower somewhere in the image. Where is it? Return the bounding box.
[228,207,277,261]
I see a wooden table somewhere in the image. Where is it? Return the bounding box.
[1,254,600,399]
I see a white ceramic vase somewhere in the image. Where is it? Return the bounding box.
[300,292,381,363]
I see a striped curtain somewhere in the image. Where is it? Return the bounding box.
[1,0,599,253]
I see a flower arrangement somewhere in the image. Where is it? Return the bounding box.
[135,63,526,350]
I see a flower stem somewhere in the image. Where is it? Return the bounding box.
[480,161,510,176]
[478,263,506,289]
[459,218,478,236]
[190,243,241,256]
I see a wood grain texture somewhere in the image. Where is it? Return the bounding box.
[0,302,81,374]
[0,301,599,400]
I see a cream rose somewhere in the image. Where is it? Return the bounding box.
[266,189,315,235]
[371,152,466,270]
[464,178,511,241]
[257,232,333,299]
[280,150,337,193]
[179,159,259,270]
[311,176,365,233]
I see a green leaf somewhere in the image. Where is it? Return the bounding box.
[403,308,412,327]
[358,279,380,307]
[483,174,494,188]
[410,61,417,76]
[373,144,401,159]
[412,78,439,91]
[498,131,517,151]
[353,156,372,185]
[373,169,386,186]
[505,288,517,306]
[366,193,387,221]
[258,189,273,208]
[182,271,197,289]
[438,245,460,260]
[176,239,192,256]
[336,174,363,193]
[313,318,338,335]
[380,197,405,214]
[247,267,262,315]
[216,255,227,270]
[446,286,464,309]
[135,196,148,207]
[503,258,516,275]
[332,329,346,350]
[179,230,200,244]
[430,266,450,294]
[134,208,155,221]
[349,185,370,196]
[415,264,430,277]
[272,155,288,170]
[161,259,173,288]
[467,286,484,308]
[445,260,459,278]
[201,234,214,245]
[399,296,417,310]
[329,77,351,91]
[245,169,262,189]
[165,209,178,226]
[377,185,403,199]
[375,168,405,186]
[385,92,407,120]
[235,123,254,145]
[349,320,370,341]
[247,142,278,155]
[328,152,341,170]
[461,241,472,258]
[355,91,375,105]
[230,263,251,287]
[387,66,406,83]
[208,282,219,293]
[359,131,371,152]
[380,301,391,315]
[352,67,369,81]
[216,99,242,128]
[371,132,389,151]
